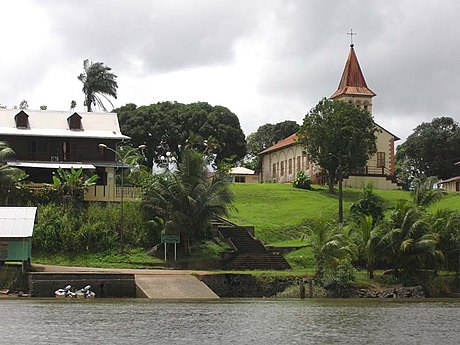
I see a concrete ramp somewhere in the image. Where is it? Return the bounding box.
[135,274,219,299]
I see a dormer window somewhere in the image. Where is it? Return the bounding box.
[15,110,30,129]
[67,112,83,131]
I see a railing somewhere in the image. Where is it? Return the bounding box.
[115,186,140,199]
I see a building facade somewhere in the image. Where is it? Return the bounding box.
[0,109,132,202]
[259,44,401,190]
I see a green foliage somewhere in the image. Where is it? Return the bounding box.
[141,148,234,256]
[78,59,118,112]
[0,141,27,206]
[301,218,356,276]
[319,256,357,296]
[33,202,155,254]
[396,117,460,182]
[298,98,377,193]
[114,101,246,166]
[349,183,385,223]
[373,200,444,275]
[292,171,312,190]
[50,167,98,207]
[412,176,447,208]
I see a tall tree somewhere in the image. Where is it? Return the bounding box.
[78,59,118,112]
[396,117,460,182]
[246,120,300,156]
[141,148,233,256]
[0,141,27,205]
[298,98,377,193]
[115,101,246,166]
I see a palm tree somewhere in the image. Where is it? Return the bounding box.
[78,59,118,112]
[302,218,356,277]
[412,176,447,208]
[142,148,233,256]
[0,141,27,205]
[374,200,444,276]
[350,214,379,279]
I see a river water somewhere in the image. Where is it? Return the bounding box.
[1,298,459,344]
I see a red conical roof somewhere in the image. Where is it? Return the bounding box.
[330,45,376,99]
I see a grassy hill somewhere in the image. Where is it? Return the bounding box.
[227,183,459,245]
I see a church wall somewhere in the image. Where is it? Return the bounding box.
[260,145,310,183]
[367,129,394,175]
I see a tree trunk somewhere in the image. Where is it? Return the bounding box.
[328,173,335,194]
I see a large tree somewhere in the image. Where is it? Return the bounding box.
[115,101,246,166]
[0,141,27,205]
[298,98,377,193]
[396,117,460,183]
[78,59,118,112]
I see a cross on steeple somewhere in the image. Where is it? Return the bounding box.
[347,29,356,47]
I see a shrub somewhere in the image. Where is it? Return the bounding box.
[292,171,312,190]
[349,182,384,223]
[319,257,357,297]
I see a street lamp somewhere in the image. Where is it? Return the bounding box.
[329,152,344,229]
[98,143,146,253]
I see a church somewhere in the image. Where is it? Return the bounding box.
[258,43,401,190]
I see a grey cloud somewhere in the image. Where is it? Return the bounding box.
[40,0,266,73]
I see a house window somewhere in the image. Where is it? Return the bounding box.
[288,159,292,175]
[297,156,301,171]
[235,176,246,183]
[14,110,29,129]
[67,113,83,130]
[377,152,385,168]
[272,163,276,176]
[281,161,285,176]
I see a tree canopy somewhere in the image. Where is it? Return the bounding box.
[298,98,377,193]
[78,59,118,112]
[246,120,299,156]
[396,117,460,183]
[114,101,246,166]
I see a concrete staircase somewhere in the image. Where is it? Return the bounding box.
[214,218,291,270]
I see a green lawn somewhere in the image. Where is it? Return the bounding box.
[227,183,411,244]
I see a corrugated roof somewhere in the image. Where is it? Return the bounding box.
[8,162,96,169]
[0,207,37,238]
[0,109,129,139]
[331,45,376,99]
[440,176,460,184]
[230,167,255,175]
[258,133,298,155]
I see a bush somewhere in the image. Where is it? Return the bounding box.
[319,257,357,297]
[292,171,312,190]
[349,182,384,223]
[33,202,158,254]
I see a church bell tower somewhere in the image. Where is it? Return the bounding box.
[330,41,376,114]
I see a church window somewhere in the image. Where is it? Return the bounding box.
[297,156,301,171]
[288,159,292,175]
[272,164,276,176]
[281,161,285,176]
[377,152,385,168]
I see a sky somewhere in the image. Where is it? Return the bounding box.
[1,0,459,143]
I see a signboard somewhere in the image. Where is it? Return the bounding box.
[161,233,180,244]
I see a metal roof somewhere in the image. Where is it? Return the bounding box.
[230,167,256,175]
[0,207,37,238]
[330,45,376,99]
[0,109,129,140]
[7,162,96,169]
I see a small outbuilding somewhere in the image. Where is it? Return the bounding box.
[229,167,259,183]
[0,207,37,270]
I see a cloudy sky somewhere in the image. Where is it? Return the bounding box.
[1,0,459,142]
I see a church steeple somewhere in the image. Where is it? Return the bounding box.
[330,44,376,113]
